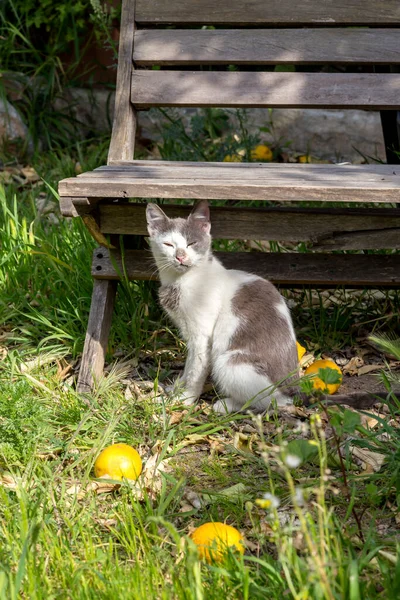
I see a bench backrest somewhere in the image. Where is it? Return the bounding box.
[108,0,400,163]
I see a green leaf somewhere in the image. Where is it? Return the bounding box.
[286,439,319,464]
[342,409,361,433]
[318,367,342,385]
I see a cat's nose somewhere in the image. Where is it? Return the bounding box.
[175,250,187,263]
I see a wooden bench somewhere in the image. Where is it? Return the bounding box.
[58,0,400,393]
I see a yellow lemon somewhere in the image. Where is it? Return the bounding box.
[191,522,245,563]
[296,341,306,362]
[304,359,342,395]
[223,154,242,162]
[298,154,311,163]
[251,144,273,161]
[94,443,142,481]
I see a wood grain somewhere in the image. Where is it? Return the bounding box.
[107,0,136,163]
[133,29,400,66]
[58,162,400,203]
[135,0,400,26]
[93,203,400,250]
[77,279,118,393]
[131,71,400,110]
[91,248,400,287]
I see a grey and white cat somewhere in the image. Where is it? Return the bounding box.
[146,200,299,414]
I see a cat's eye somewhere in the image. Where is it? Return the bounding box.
[187,241,196,247]
[163,242,173,247]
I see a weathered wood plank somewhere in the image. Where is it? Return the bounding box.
[89,162,400,179]
[107,0,136,163]
[94,160,400,172]
[91,248,400,287]
[131,71,400,110]
[135,0,400,26]
[77,279,118,393]
[59,161,400,203]
[93,203,400,250]
[133,29,400,66]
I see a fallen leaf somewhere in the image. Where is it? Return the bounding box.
[0,474,19,490]
[179,433,210,449]
[357,364,383,377]
[343,356,364,376]
[169,411,187,426]
[233,432,255,454]
[21,166,40,182]
[350,446,386,473]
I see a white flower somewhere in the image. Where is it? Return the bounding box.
[284,454,302,468]
[294,487,305,506]
[255,492,280,510]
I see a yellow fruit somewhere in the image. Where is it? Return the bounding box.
[296,341,306,362]
[298,154,310,163]
[251,144,273,161]
[304,359,342,395]
[94,443,142,481]
[223,154,242,162]
[191,522,244,563]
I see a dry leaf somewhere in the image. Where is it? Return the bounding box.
[0,474,19,490]
[21,166,40,182]
[124,385,133,401]
[169,411,187,426]
[300,353,314,369]
[343,356,364,376]
[179,433,210,449]
[233,432,255,454]
[357,364,383,377]
[350,446,386,473]
[95,518,118,530]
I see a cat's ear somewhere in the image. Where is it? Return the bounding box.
[146,203,168,236]
[189,200,211,234]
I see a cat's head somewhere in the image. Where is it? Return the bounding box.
[146,200,211,273]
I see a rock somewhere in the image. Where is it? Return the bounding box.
[56,88,387,164]
[0,98,31,150]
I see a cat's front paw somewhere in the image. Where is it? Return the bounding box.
[177,389,198,406]
[212,398,237,415]
[164,377,186,396]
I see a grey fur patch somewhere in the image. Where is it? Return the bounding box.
[229,279,298,385]
[159,285,181,311]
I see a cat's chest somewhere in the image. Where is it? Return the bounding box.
[159,284,181,313]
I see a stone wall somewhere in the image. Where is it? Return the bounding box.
[11,88,388,163]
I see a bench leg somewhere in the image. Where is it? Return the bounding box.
[77,279,118,393]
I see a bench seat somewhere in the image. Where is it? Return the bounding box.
[59,161,400,206]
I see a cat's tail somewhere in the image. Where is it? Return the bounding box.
[292,390,397,410]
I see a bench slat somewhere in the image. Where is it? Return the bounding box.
[58,162,400,203]
[134,29,400,66]
[91,248,400,287]
[95,204,400,250]
[131,71,400,110]
[135,0,400,26]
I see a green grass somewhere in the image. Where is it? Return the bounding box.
[1,143,400,598]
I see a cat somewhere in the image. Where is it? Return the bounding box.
[146,200,394,414]
[146,199,299,414]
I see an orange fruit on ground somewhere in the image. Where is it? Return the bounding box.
[223,154,242,162]
[296,341,306,362]
[94,443,142,481]
[304,359,342,395]
[190,522,245,562]
[250,144,273,161]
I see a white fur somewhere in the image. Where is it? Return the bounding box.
[276,302,297,342]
